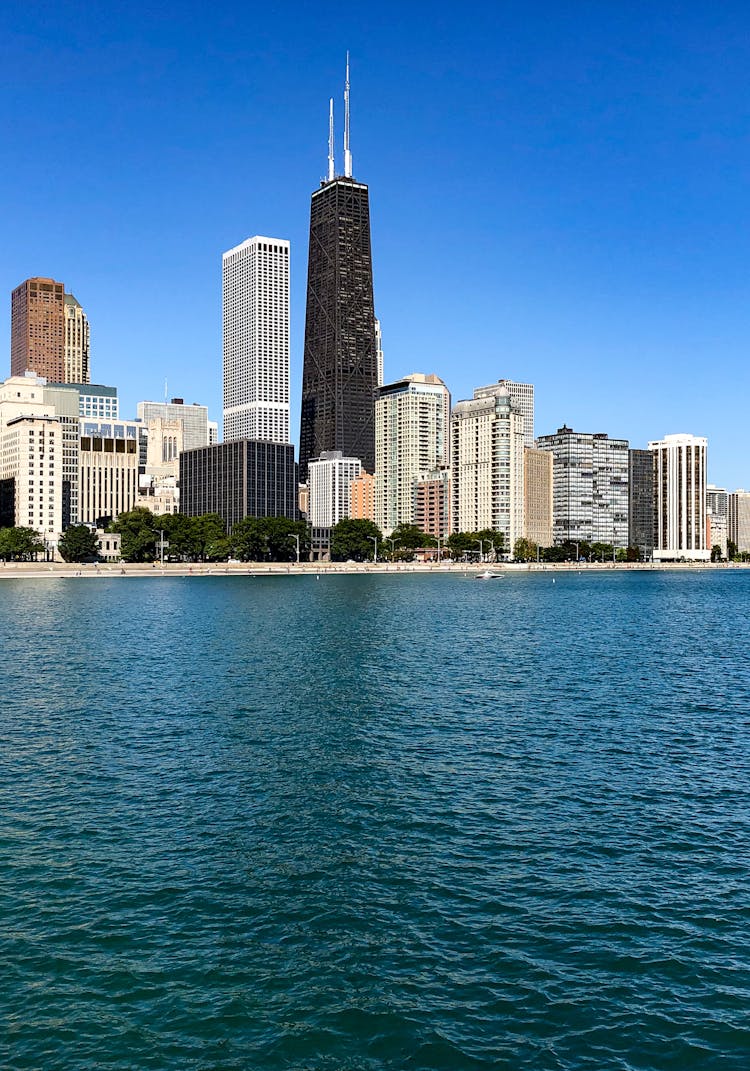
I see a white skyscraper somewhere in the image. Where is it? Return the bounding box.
[308,451,362,528]
[649,433,709,561]
[474,380,534,449]
[222,236,290,444]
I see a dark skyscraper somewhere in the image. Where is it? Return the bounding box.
[299,59,377,480]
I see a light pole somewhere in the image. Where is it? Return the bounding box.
[368,535,378,562]
[573,541,579,563]
[288,533,300,564]
[387,537,396,559]
[436,536,444,562]
[159,529,165,567]
[474,538,485,563]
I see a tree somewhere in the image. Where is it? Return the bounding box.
[445,532,476,559]
[230,516,308,562]
[330,518,382,561]
[110,508,158,562]
[513,537,538,562]
[192,514,227,561]
[475,529,505,557]
[0,526,44,561]
[590,542,615,562]
[390,523,434,552]
[727,540,738,561]
[710,544,723,563]
[58,525,100,563]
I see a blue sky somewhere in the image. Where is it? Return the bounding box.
[2,1,748,487]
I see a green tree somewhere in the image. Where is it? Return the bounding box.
[192,514,227,561]
[513,537,538,562]
[590,542,615,562]
[229,516,308,562]
[110,507,158,562]
[390,524,434,553]
[710,544,723,562]
[330,518,382,561]
[58,525,100,563]
[0,526,44,561]
[727,539,738,561]
[445,532,476,559]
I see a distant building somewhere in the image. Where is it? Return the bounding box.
[375,373,450,535]
[47,382,119,420]
[536,426,629,547]
[179,440,297,531]
[728,490,750,553]
[223,236,290,444]
[450,385,525,552]
[414,469,450,539]
[43,383,82,528]
[706,484,729,558]
[308,451,362,528]
[474,380,534,449]
[648,433,709,561]
[135,417,183,515]
[11,278,65,381]
[350,471,375,522]
[628,449,654,558]
[63,294,90,383]
[137,398,211,452]
[523,447,552,548]
[78,419,140,526]
[0,375,63,552]
[375,318,384,387]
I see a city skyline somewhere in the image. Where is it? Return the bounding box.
[2,4,750,487]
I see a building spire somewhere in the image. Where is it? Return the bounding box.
[328,97,335,182]
[343,51,352,178]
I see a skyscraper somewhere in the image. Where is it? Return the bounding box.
[222,236,290,444]
[649,433,709,561]
[299,58,377,480]
[474,380,535,449]
[11,277,65,381]
[63,293,90,383]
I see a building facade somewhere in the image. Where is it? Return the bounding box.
[450,386,525,553]
[63,293,90,383]
[222,236,290,445]
[536,426,629,547]
[475,380,535,450]
[648,433,709,561]
[350,471,375,522]
[11,278,65,381]
[137,398,212,452]
[628,449,655,558]
[0,375,63,551]
[728,490,750,553]
[414,469,451,540]
[706,484,729,558]
[375,373,450,536]
[523,447,553,548]
[78,419,140,526]
[179,440,297,531]
[307,450,362,528]
[43,383,81,529]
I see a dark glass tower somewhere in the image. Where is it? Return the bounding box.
[299,175,377,481]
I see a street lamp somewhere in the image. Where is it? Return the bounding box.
[474,538,485,562]
[436,535,444,562]
[368,535,378,562]
[387,537,397,559]
[158,529,165,567]
[288,533,300,564]
[573,541,579,563]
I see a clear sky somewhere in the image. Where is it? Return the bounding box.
[2,1,748,487]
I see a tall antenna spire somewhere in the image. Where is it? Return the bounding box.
[343,51,352,178]
[328,97,335,182]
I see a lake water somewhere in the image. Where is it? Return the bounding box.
[1,570,749,1070]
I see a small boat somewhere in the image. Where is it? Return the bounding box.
[475,570,504,580]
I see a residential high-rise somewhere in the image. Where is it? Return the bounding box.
[536,426,629,547]
[375,373,450,535]
[648,433,709,561]
[299,60,377,479]
[523,447,553,548]
[350,471,375,521]
[474,380,535,449]
[451,386,525,552]
[375,319,384,387]
[222,236,290,444]
[728,490,750,553]
[706,483,729,558]
[78,419,140,526]
[11,278,65,381]
[628,449,655,558]
[307,450,362,528]
[414,469,451,540]
[63,293,90,383]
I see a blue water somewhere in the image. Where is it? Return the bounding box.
[1,570,749,1070]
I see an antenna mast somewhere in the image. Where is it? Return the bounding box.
[328,98,335,181]
[343,52,352,178]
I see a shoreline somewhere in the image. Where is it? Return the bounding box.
[0,560,746,580]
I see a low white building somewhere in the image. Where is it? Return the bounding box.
[308,451,362,528]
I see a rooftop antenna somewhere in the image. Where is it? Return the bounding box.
[328,97,335,182]
[343,52,352,178]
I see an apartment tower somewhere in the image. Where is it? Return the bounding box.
[223,236,290,444]
[299,58,377,479]
[648,433,709,561]
[11,278,65,380]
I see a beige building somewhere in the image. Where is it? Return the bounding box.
[375,373,450,535]
[350,472,375,521]
[729,490,750,553]
[136,417,182,515]
[63,294,90,383]
[450,386,525,553]
[524,447,553,548]
[0,374,64,552]
[79,419,139,525]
